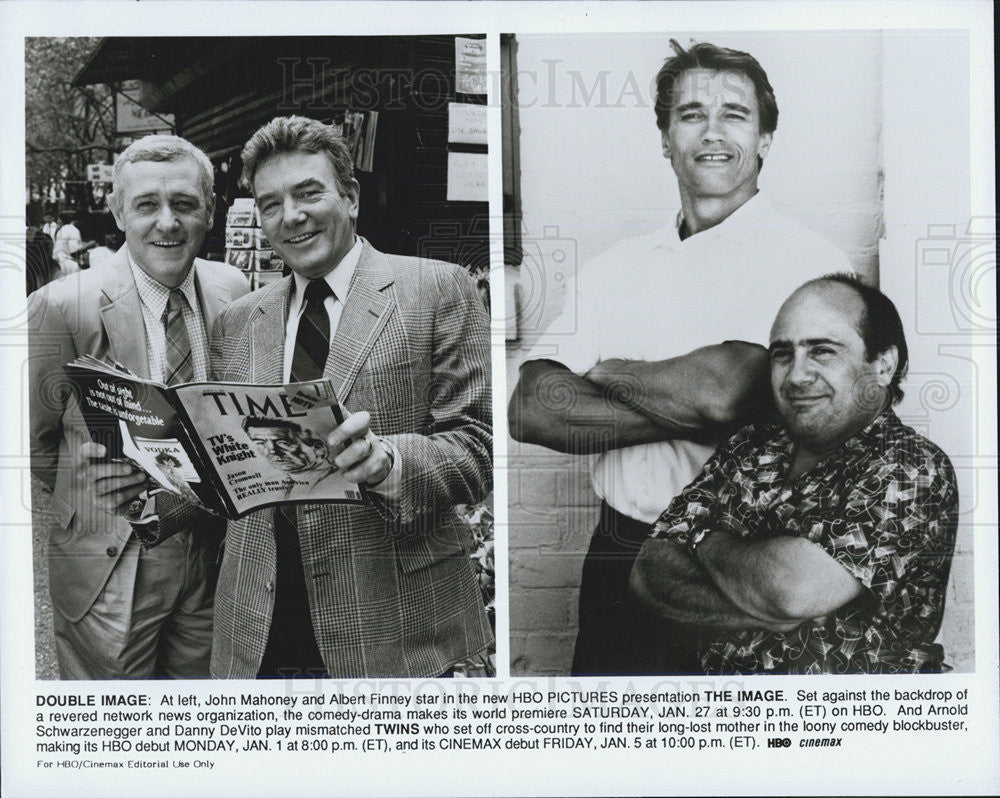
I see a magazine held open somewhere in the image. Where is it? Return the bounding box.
[65,356,366,520]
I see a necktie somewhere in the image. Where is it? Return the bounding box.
[163,289,194,385]
[290,278,333,382]
[260,277,334,677]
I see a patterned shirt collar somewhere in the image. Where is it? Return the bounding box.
[127,248,199,316]
[761,406,899,475]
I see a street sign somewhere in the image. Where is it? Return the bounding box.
[86,163,114,183]
[115,79,175,134]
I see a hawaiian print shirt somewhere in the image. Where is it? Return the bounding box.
[651,411,958,674]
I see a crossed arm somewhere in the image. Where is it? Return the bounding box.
[507,341,773,454]
[629,532,864,633]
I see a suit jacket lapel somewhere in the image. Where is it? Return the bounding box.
[328,241,396,398]
[194,260,235,333]
[100,248,150,379]
[248,277,292,383]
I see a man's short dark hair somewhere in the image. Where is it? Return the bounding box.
[154,451,182,468]
[241,416,305,436]
[807,273,910,405]
[240,115,356,193]
[654,39,779,140]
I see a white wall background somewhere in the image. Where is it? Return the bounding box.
[512,30,882,345]
[879,30,985,673]
[506,30,978,675]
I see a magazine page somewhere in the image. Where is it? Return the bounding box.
[65,362,187,460]
[172,379,363,516]
[64,362,225,513]
[1,3,996,798]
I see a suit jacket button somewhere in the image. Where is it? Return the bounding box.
[265,581,274,592]
[106,546,118,557]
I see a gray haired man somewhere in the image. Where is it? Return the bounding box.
[28,135,248,678]
[82,117,494,679]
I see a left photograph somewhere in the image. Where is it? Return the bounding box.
[25,35,495,680]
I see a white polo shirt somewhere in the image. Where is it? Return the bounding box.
[529,193,852,523]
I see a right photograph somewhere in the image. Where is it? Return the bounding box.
[503,31,981,676]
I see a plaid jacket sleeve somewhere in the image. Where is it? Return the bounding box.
[382,262,492,527]
[27,285,76,488]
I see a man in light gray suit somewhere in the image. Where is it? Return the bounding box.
[29,135,249,678]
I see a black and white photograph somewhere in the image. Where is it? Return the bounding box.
[1,2,996,798]
[505,29,981,679]
[21,33,495,682]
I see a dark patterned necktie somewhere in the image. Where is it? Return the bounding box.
[260,276,334,677]
[163,289,194,385]
[290,278,333,382]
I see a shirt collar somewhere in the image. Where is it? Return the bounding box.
[668,191,772,246]
[289,235,361,310]
[766,406,900,473]
[127,248,199,316]
[846,405,899,453]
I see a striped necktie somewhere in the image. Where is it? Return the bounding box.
[290,278,333,382]
[163,289,194,385]
[262,277,334,677]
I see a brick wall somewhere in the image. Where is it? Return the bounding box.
[507,442,596,674]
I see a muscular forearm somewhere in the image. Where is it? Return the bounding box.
[508,359,678,453]
[585,342,774,431]
[696,532,863,622]
[630,538,800,632]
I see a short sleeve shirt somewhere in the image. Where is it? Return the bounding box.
[529,193,853,522]
[651,411,959,674]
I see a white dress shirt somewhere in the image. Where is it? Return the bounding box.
[282,237,400,497]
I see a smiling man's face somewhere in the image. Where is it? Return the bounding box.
[769,283,895,456]
[109,157,214,287]
[253,150,359,279]
[663,68,772,209]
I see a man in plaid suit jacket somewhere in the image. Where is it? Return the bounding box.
[208,237,492,677]
[130,116,491,678]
